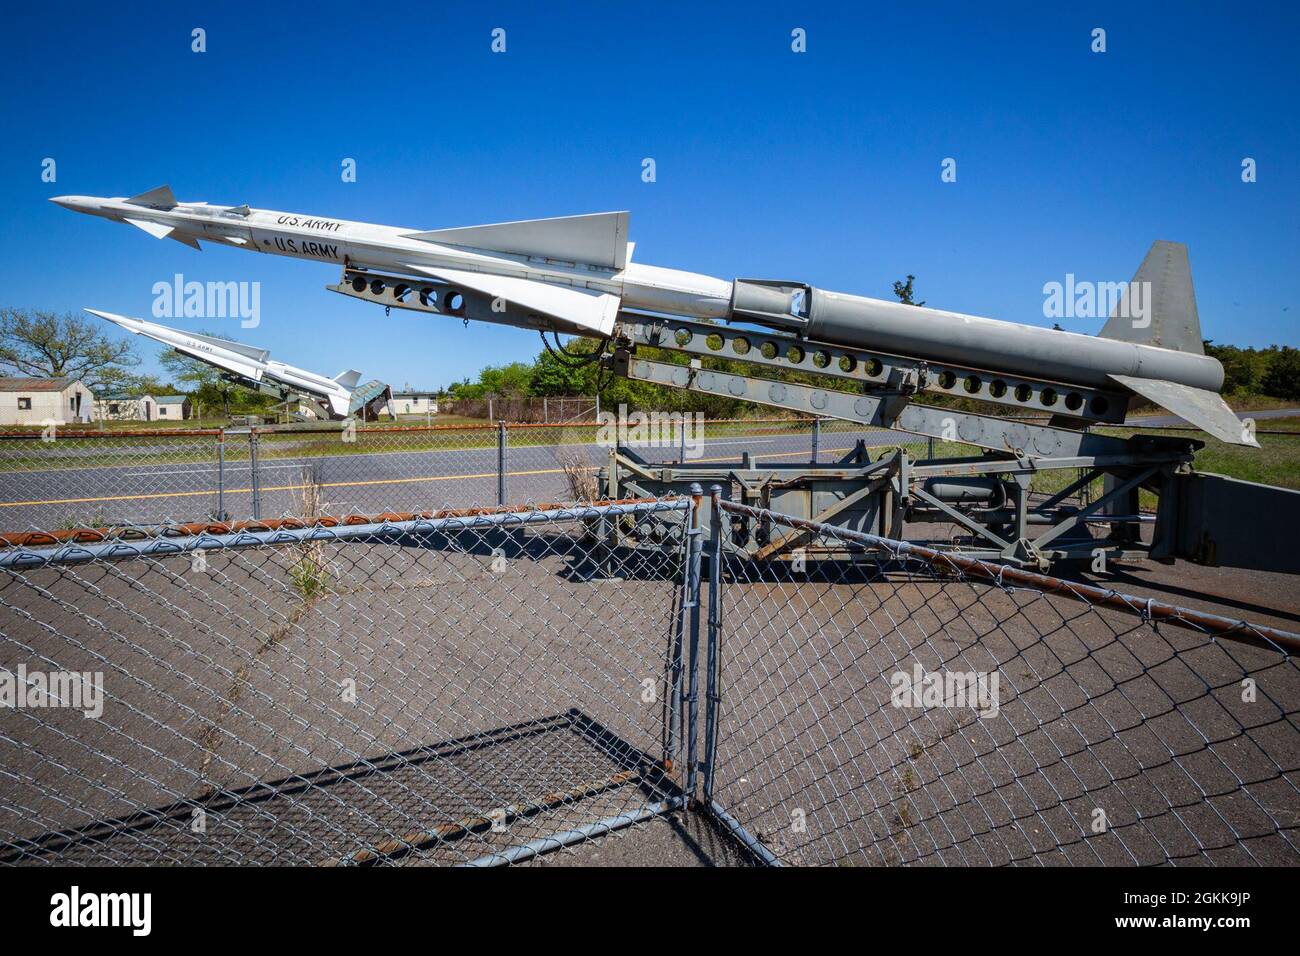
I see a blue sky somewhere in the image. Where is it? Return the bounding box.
[2,1,1296,389]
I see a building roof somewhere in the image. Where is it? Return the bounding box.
[0,377,72,392]
[154,395,190,404]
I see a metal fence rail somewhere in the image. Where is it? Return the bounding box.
[702,496,1300,866]
[0,499,694,866]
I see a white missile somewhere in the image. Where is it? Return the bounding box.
[86,309,390,420]
[53,185,1252,444]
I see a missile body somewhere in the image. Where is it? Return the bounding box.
[52,186,1248,443]
[86,310,385,420]
[731,281,1224,392]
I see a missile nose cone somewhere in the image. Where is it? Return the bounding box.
[49,195,102,214]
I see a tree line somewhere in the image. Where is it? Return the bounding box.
[4,307,1299,423]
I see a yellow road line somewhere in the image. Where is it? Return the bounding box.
[0,446,864,509]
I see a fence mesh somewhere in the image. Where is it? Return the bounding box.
[4,488,1292,867]
[0,419,934,531]
[704,498,1300,866]
[0,500,692,866]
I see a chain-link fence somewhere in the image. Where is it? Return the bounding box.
[0,420,932,531]
[702,496,1300,866]
[0,499,695,865]
[7,487,1285,866]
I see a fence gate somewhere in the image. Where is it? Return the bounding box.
[0,500,694,866]
[700,496,1300,866]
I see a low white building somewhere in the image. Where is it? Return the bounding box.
[385,391,439,417]
[96,393,157,422]
[152,395,192,421]
[0,377,95,426]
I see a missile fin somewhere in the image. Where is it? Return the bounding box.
[1111,374,1258,447]
[125,185,178,208]
[124,217,175,239]
[402,264,620,336]
[1100,240,1203,354]
[403,211,631,270]
[333,369,363,390]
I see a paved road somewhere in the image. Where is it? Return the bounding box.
[1126,406,1300,427]
[0,430,924,530]
[8,406,1292,532]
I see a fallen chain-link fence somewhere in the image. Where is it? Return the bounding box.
[3,490,1292,866]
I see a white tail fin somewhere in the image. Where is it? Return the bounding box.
[333,369,363,390]
[404,211,631,270]
[401,263,620,337]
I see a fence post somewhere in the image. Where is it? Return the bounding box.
[701,485,723,803]
[249,429,261,520]
[683,485,704,799]
[811,417,821,463]
[496,420,507,506]
[216,430,226,522]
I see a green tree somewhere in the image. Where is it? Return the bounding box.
[0,308,139,390]
[1261,346,1300,400]
[892,275,925,307]
[530,340,597,396]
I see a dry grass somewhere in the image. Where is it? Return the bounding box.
[556,448,600,502]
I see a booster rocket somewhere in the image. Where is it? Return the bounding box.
[52,185,1251,444]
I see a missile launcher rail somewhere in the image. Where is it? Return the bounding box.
[327,264,1300,573]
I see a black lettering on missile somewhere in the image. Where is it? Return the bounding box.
[274,214,340,232]
[273,237,298,252]
[301,241,339,259]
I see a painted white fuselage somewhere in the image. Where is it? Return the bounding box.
[53,196,734,321]
[86,310,358,417]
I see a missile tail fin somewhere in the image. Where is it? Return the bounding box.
[122,217,200,249]
[1111,375,1257,447]
[333,369,362,389]
[124,217,174,239]
[401,263,620,337]
[404,211,630,270]
[1099,240,1203,354]
[125,185,178,209]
